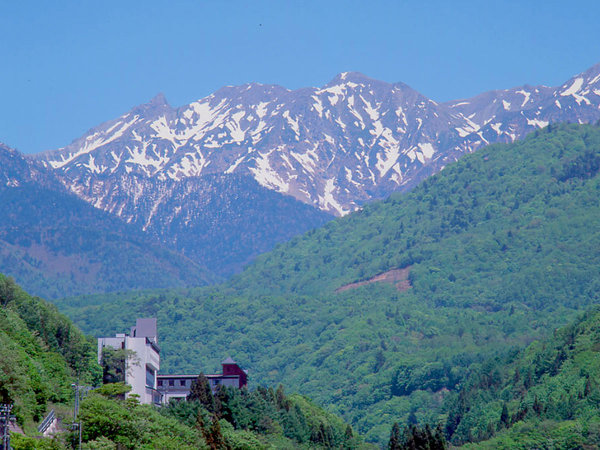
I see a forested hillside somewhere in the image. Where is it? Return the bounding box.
[444,307,600,448]
[0,274,99,431]
[0,184,219,299]
[57,124,600,443]
[230,122,600,298]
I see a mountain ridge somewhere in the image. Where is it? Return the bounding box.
[37,63,600,219]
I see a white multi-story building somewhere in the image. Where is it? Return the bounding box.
[97,318,161,405]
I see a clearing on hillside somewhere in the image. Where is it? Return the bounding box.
[335,267,411,293]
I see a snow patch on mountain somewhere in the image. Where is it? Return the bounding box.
[418,142,435,160]
[249,149,290,193]
[561,78,584,97]
[318,178,348,216]
[226,110,246,142]
[526,118,549,128]
[225,155,246,174]
[490,123,502,135]
[375,141,400,177]
[516,90,531,107]
[151,116,179,145]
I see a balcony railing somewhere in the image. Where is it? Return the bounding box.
[145,386,163,406]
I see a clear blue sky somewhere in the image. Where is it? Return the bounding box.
[1,0,599,154]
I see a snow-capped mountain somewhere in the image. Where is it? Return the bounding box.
[40,73,456,216]
[444,63,600,146]
[38,63,600,220]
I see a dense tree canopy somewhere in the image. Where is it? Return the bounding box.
[0,274,100,431]
[56,124,600,443]
[443,307,600,448]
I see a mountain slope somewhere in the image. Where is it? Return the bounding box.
[56,124,600,443]
[229,123,600,299]
[62,171,331,276]
[444,307,600,448]
[0,143,215,298]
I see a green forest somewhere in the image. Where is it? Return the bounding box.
[11,382,368,449]
[0,274,367,448]
[445,307,600,448]
[0,273,99,431]
[56,123,600,443]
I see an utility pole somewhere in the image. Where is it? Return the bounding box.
[71,381,92,450]
[0,404,15,450]
[72,382,82,450]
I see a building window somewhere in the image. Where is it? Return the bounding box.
[169,379,175,387]
[158,380,163,387]
[146,366,155,389]
[180,380,186,386]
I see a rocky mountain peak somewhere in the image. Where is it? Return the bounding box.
[37,62,600,217]
[131,92,172,116]
[325,71,390,89]
[150,92,169,106]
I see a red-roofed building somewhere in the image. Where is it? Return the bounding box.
[158,357,247,403]
[221,356,248,387]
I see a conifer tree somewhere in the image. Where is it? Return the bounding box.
[500,403,509,427]
[388,422,401,449]
[188,372,215,412]
[389,423,447,449]
[275,384,288,410]
[205,414,229,449]
[196,410,206,432]
[584,376,592,397]
[344,424,354,439]
[407,411,418,426]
